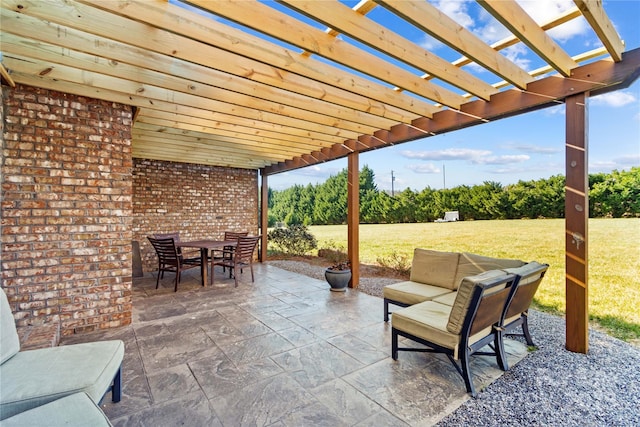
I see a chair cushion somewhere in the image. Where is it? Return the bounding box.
[0,392,112,427]
[453,252,524,289]
[0,340,124,420]
[409,249,460,290]
[392,301,492,360]
[383,281,454,305]
[0,288,20,364]
[432,291,458,306]
[393,301,458,351]
[447,270,508,335]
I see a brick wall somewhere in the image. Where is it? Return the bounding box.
[133,159,259,272]
[1,84,133,336]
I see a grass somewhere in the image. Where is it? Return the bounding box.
[305,218,640,343]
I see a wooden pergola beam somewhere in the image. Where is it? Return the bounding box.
[263,47,640,175]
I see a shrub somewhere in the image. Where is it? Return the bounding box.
[376,252,411,275]
[317,240,348,264]
[267,225,317,256]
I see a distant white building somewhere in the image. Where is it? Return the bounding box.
[435,211,459,222]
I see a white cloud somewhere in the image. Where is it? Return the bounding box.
[432,0,474,30]
[517,0,588,41]
[614,154,640,165]
[418,34,445,51]
[590,91,637,107]
[407,163,441,174]
[503,143,561,154]
[501,44,532,71]
[401,148,491,161]
[472,154,530,165]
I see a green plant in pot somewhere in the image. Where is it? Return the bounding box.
[325,260,351,292]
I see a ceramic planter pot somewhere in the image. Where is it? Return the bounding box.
[324,268,351,292]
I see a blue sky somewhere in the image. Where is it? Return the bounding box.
[267,0,640,192]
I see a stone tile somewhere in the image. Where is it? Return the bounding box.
[328,333,389,365]
[309,378,382,424]
[147,364,202,404]
[277,325,320,347]
[221,332,295,365]
[137,329,221,373]
[111,391,221,427]
[355,409,410,427]
[271,341,364,389]
[209,373,317,426]
[190,356,283,400]
[274,401,350,427]
[60,265,527,426]
[251,311,299,331]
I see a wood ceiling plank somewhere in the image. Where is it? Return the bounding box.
[0,28,394,134]
[374,0,533,90]
[2,53,383,136]
[0,27,387,136]
[141,109,345,146]
[132,131,288,163]
[4,63,367,144]
[186,0,466,109]
[280,0,497,100]
[479,0,577,77]
[134,116,331,154]
[71,0,434,120]
[573,0,624,62]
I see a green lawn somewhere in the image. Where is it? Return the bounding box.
[307,218,640,342]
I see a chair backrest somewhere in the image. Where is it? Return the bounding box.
[147,236,180,265]
[224,231,249,241]
[233,236,260,263]
[0,287,21,363]
[461,273,519,338]
[503,262,549,320]
[154,232,181,242]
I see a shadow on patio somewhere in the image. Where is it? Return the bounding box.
[61,264,527,426]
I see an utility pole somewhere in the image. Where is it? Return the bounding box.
[391,170,395,196]
[442,164,446,189]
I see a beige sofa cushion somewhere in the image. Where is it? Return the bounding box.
[453,252,524,288]
[432,291,457,306]
[446,270,508,334]
[410,249,460,290]
[392,301,492,360]
[384,281,454,305]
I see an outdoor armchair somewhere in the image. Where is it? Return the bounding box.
[212,235,260,287]
[391,271,520,397]
[212,231,249,271]
[0,288,123,420]
[148,236,201,292]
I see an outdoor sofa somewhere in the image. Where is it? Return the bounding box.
[384,249,548,396]
[384,248,548,345]
[0,287,124,421]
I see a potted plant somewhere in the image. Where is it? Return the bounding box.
[324,260,351,292]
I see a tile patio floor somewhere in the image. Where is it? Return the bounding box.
[61,264,527,427]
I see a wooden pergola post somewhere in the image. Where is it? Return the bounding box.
[259,171,268,262]
[347,152,360,288]
[565,93,589,353]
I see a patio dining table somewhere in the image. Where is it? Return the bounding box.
[178,240,237,286]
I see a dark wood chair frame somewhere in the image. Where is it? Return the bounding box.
[391,273,520,397]
[502,264,549,346]
[213,231,249,271]
[147,236,201,292]
[212,235,260,287]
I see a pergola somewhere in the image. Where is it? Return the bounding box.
[1,0,639,353]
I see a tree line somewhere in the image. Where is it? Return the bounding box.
[267,166,640,226]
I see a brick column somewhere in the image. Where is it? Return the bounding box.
[1,84,133,336]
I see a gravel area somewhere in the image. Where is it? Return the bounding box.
[268,260,640,426]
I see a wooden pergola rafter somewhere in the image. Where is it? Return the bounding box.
[1,0,639,353]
